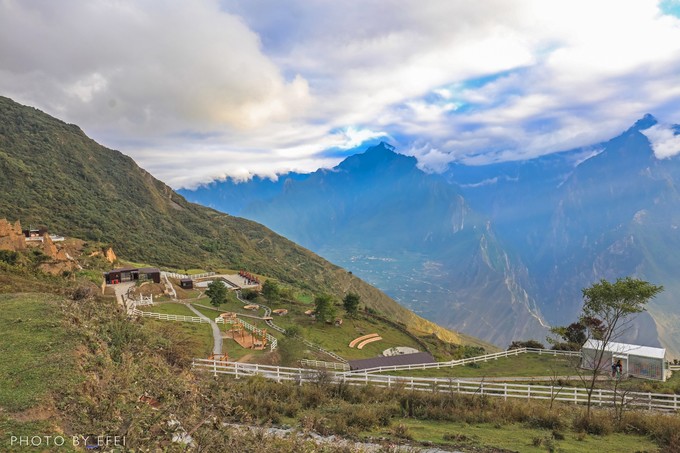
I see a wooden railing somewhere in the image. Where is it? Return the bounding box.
[133,309,208,323]
[345,348,582,375]
[300,359,350,371]
[162,271,216,280]
[215,316,278,351]
[191,359,680,411]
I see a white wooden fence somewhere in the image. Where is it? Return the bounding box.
[347,348,582,375]
[300,359,350,371]
[215,316,278,351]
[192,359,680,412]
[132,308,208,323]
[162,271,216,280]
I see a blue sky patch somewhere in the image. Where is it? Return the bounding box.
[660,0,680,18]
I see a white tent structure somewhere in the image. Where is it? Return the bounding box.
[581,339,667,381]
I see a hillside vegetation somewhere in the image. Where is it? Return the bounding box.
[0,95,469,345]
[0,291,672,451]
[0,248,674,451]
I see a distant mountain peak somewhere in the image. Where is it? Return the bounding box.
[338,142,417,172]
[364,141,397,155]
[632,113,658,131]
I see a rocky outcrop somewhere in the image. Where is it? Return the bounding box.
[41,233,58,259]
[0,219,26,251]
[105,247,117,263]
[89,247,118,263]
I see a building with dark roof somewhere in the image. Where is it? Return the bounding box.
[348,351,435,371]
[104,267,161,284]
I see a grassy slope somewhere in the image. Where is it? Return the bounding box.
[388,420,656,453]
[383,353,577,378]
[0,293,79,412]
[0,273,667,452]
[0,95,470,348]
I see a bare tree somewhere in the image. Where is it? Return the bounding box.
[577,277,662,417]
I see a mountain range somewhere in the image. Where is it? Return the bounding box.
[0,95,468,347]
[181,116,680,356]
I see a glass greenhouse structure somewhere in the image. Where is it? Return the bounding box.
[581,339,667,381]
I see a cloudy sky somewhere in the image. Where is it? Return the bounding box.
[1,0,680,188]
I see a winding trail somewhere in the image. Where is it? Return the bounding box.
[187,304,222,355]
[234,291,347,363]
[234,291,286,334]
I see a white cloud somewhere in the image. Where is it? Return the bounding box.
[406,143,455,173]
[2,0,680,186]
[642,124,680,158]
[0,0,309,135]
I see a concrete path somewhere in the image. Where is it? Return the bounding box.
[160,272,177,299]
[187,304,222,355]
[112,282,135,308]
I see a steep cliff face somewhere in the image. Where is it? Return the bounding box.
[449,116,680,354]
[182,118,680,354]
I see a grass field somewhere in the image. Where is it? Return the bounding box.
[135,302,214,357]
[381,353,578,378]
[142,318,213,358]
[139,302,275,361]
[275,314,423,360]
[373,419,658,453]
[0,293,80,412]
[137,302,196,316]
[191,303,275,331]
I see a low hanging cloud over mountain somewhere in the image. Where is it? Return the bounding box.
[1,0,680,187]
[643,124,680,158]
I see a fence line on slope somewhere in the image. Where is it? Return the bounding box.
[132,309,208,323]
[345,348,583,375]
[300,359,350,371]
[191,359,679,412]
[216,316,278,351]
[162,271,216,280]
[234,290,345,360]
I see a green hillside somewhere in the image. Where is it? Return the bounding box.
[0,95,480,347]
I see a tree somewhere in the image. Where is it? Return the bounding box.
[261,279,280,302]
[342,292,360,318]
[205,280,227,307]
[549,317,605,350]
[507,339,545,350]
[313,294,336,324]
[578,277,663,416]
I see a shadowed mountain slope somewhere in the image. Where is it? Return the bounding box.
[0,95,474,346]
